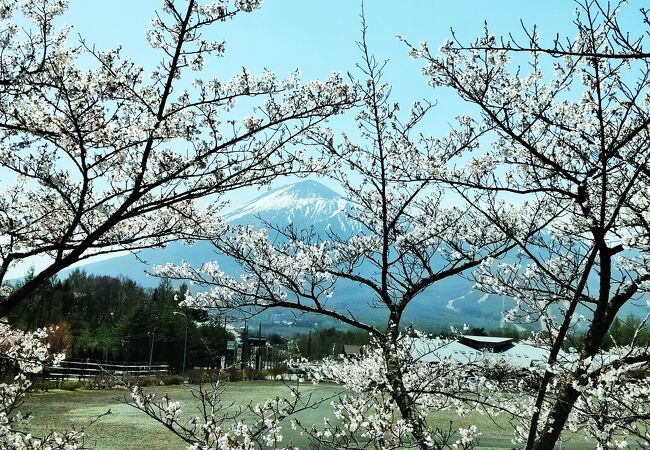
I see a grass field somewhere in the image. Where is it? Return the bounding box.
[20,381,598,449]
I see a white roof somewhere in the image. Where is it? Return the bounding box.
[461,335,513,343]
[411,338,555,368]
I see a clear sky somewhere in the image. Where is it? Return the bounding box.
[9,0,647,277]
[59,1,644,206]
[64,1,580,121]
[59,1,581,189]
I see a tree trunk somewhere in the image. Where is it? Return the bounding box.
[383,316,438,450]
[384,348,436,450]
[531,297,614,449]
[531,383,581,450]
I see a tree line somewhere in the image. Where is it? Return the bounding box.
[8,270,231,370]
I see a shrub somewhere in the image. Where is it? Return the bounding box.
[160,375,185,385]
[87,374,116,389]
[225,368,243,382]
[185,368,219,384]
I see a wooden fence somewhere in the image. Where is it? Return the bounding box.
[45,359,170,380]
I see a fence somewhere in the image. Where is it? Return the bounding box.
[45,358,170,380]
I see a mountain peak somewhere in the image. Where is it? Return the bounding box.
[281,180,341,199]
[225,180,345,222]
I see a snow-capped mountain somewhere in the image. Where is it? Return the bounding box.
[225,180,359,236]
[60,180,360,285]
[57,179,648,332]
[57,180,509,330]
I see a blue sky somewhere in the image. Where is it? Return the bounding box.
[9,0,646,277]
[60,1,602,206]
[65,1,579,116]
[66,1,578,80]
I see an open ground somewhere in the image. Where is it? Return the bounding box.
[22,381,599,449]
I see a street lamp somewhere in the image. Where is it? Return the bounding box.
[104,312,115,364]
[173,311,188,373]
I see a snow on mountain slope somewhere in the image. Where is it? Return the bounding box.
[226,180,342,220]
[225,180,359,235]
[60,180,360,283]
[55,179,516,330]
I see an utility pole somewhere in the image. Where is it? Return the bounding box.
[241,320,249,369]
[148,329,155,374]
[121,339,130,373]
[173,311,189,373]
[307,330,312,360]
[103,312,114,364]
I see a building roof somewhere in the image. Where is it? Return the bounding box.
[411,337,554,368]
[458,335,514,351]
[461,335,514,344]
[342,344,361,355]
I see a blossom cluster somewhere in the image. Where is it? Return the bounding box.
[0,323,82,449]
[0,0,354,311]
[130,379,314,450]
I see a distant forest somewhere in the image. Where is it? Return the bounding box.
[7,270,230,370]
[7,269,646,370]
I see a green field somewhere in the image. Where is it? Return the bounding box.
[20,381,597,449]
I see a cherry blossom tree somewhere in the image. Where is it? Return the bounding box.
[0,0,354,448]
[149,2,650,449]
[153,16,534,449]
[9,0,644,448]
[0,0,354,316]
[0,321,86,448]
[404,0,650,447]
[130,377,343,450]
[130,333,526,450]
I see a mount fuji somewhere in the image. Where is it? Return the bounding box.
[61,180,508,330]
[57,179,648,332]
[63,180,360,283]
[225,180,358,236]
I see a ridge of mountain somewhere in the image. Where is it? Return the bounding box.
[59,180,593,331]
[61,180,358,283]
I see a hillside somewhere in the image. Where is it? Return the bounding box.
[61,180,524,331]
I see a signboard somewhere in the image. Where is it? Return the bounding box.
[226,340,236,351]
